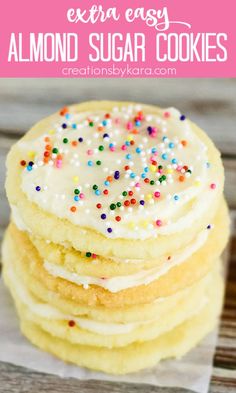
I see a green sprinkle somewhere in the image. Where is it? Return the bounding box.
[110,203,116,210]
[117,202,122,207]
[93,184,98,190]
[122,191,127,196]
[96,160,102,165]
[86,252,92,258]
[150,180,155,185]
[52,148,58,154]
[98,145,104,151]
[74,189,80,195]
[63,138,68,144]
[89,121,94,127]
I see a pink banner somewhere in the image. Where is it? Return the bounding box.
[0,0,235,77]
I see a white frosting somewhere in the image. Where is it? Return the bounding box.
[7,258,207,336]
[10,204,31,233]
[44,228,209,292]
[17,105,218,239]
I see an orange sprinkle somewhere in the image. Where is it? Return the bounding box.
[45,144,52,151]
[98,126,104,132]
[107,176,113,182]
[179,175,185,182]
[71,140,78,147]
[70,206,77,212]
[181,140,187,146]
[57,154,63,160]
[43,157,49,164]
[60,106,69,116]
[44,137,50,142]
[132,129,138,134]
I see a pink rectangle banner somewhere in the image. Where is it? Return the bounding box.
[0,0,235,77]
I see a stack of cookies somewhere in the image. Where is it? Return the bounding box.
[2,101,229,374]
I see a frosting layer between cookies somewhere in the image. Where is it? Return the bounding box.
[43,228,208,292]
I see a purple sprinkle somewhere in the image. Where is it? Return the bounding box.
[35,186,41,192]
[114,170,120,179]
[180,115,186,121]
[207,224,211,229]
[62,123,67,129]
[28,161,34,166]
[107,227,112,233]
[78,137,83,142]
[140,200,145,205]
[101,214,106,220]
[103,133,109,138]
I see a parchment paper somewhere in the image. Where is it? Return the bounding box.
[0,278,219,393]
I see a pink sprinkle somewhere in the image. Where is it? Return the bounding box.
[135,182,141,188]
[92,253,97,259]
[164,111,171,118]
[210,183,216,189]
[114,118,120,124]
[87,149,93,156]
[176,165,182,172]
[110,146,115,152]
[156,219,162,227]
[80,193,85,199]
[121,145,127,151]
[154,191,161,198]
[56,160,62,168]
[126,121,133,130]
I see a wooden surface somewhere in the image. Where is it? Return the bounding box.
[0,79,235,393]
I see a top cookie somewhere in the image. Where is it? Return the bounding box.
[6,101,224,258]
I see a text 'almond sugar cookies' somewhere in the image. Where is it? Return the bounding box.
[2,101,230,374]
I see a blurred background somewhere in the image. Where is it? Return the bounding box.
[0,78,235,233]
